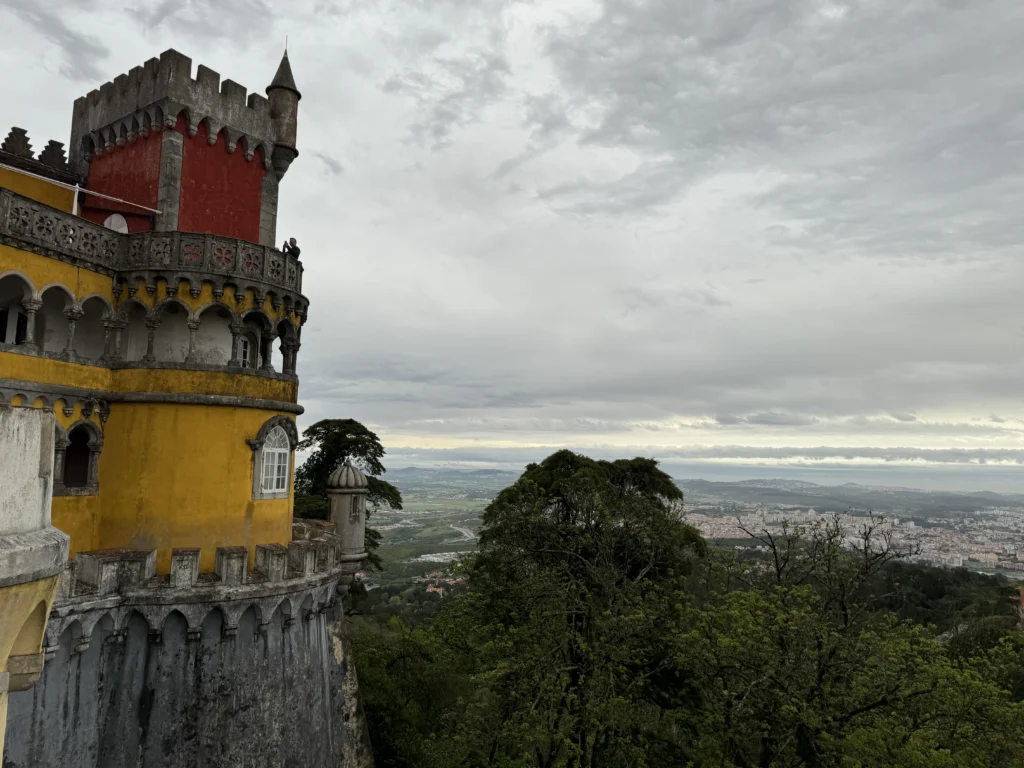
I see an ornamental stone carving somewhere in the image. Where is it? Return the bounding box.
[0,188,307,316]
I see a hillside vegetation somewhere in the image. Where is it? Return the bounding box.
[350,451,1024,768]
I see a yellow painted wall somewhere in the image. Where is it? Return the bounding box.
[0,245,112,300]
[0,576,58,669]
[1,244,302,330]
[0,574,60,757]
[0,168,75,212]
[0,351,298,403]
[51,496,100,556]
[2,236,305,574]
[97,404,294,571]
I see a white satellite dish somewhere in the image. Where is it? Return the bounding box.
[102,213,129,234]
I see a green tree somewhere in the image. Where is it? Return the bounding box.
[293,418,402,568]
[672,515,1024,767]
[434,450,707,767]
[349,454,1024,768]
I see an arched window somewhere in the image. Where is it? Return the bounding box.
[63,427,91,487]
[261,427,290,493]
[55,421,102,496]
[249,416,297,500]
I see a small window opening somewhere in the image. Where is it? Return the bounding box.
[1,307,28,345]
[64,427,91,487]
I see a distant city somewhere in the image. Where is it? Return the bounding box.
[678,478,1024,574]
[378,468,1024,580]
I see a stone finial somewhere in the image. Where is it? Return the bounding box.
[2,127,33,159]
[38,140,68,169]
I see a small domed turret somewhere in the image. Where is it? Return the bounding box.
[327,462,368,491]
[327,462,368,558]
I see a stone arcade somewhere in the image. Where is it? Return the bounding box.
[0,50,373,766]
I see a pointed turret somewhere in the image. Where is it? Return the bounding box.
[266,52,300,180]
[267,52,301,99]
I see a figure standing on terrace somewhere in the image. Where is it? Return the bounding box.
[283,237,301,257]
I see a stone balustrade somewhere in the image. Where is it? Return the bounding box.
[0,188,306,313]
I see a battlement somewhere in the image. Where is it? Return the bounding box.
[44,519,367,652]
[69,49,277,172]
[0,127,83,187]
[60,526,362,603]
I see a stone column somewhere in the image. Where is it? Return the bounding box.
[87,441,102,487]
[108,319,125,362]
[280,342,292,374]
[142,318,158,364]
[260,330,276,372]
[283,341,301,375]
[20,298,42,353]
[99,321,113,363]
[228,323,244,367]
[53,434,69,492]
[62,307,83,361]
[184,319,200,364]
[156,130,184,232]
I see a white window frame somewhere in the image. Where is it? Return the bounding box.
[240,336,252,368]
[251,423,293,500]
[261,427,290,493]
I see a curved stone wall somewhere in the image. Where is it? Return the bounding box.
[3,592,372,768]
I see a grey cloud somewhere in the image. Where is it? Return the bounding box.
[2,0,109,81]
[384,443,1024,467]
[313,152,344,176]
[386,47,511,148]
[533,0,1024,258]
[890,413,918,423]
[737,412,819,427]
[135,0,277,43]
[7,0,1024,492]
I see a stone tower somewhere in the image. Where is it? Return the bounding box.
[67,49,296,245]
[0,50,373,767]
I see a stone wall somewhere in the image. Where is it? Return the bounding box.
[4,596,372,768]
[3,525,373,767]
[0,405,52,537]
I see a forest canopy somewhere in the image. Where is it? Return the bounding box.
[349,450,1024,768]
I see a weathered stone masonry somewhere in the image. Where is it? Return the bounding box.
[5,521,373,768]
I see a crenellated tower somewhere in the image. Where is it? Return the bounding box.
[68,49,298,245]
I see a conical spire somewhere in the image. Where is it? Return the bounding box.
[266,52,301,99]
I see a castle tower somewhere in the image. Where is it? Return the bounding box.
[67,49,295,245]
[1,51,371,767]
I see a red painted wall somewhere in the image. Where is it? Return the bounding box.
[82,129,162,233]
[178,118,265,242]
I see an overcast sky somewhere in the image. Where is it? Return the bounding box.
[4,0,1024,489]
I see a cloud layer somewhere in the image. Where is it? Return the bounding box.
[4,0,1024,487]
